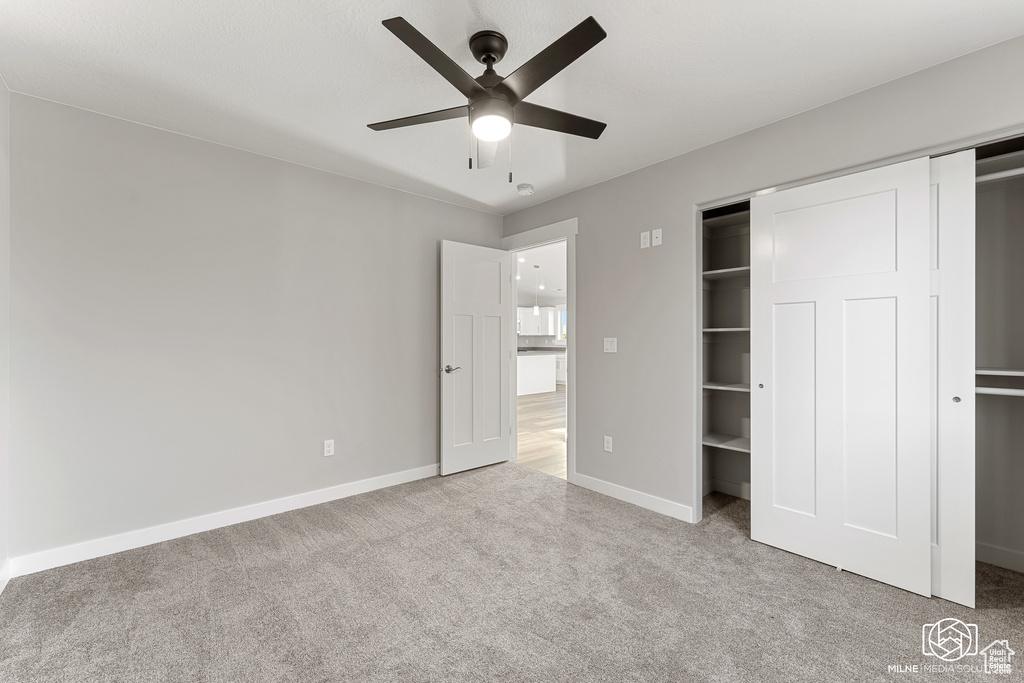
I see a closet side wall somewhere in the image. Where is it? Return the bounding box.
[976,175,1024,572]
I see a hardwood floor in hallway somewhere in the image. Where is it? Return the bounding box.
[516,384,566,480]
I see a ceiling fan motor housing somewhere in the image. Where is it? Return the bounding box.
[469,97,513,127]
[469,30,508,65]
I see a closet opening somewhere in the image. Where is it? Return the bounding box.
[699,200,751,522]
[973,137,1024,576]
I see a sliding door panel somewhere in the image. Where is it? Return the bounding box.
[772,301,817,517]
[751,157,932,597]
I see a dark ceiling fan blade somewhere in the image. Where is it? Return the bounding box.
[367,105,468,131]
[494,16,606,105]
[382,17,489,100]
[514,102,606,139]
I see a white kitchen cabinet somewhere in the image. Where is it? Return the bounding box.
[517,307,556,335]
[555,354,567,385]
[517,307,538,335]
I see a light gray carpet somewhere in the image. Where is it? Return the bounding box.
[0,463,1021,682]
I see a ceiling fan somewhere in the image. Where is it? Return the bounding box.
[367,16,607,171]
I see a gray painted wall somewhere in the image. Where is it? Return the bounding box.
[9,95,501,556]
[503,35,1024,511]
[0,82,10,567]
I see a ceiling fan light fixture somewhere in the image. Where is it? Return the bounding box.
[470,99,513,141]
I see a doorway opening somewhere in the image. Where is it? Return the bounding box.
[513,240,568,480]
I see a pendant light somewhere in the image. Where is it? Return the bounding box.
[533,265,541,315]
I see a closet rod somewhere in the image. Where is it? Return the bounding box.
[976,387,1024,397]
[976,167,1024,184]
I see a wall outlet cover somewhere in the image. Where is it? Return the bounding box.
[324,439,335,457]
[640,231,650,249]
[603,337,617,353]
[604,436,613,452]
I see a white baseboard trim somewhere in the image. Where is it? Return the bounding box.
[574,473,694,523]
[977,541,1024,575]
[0,558,11,599]
[10,463,438,578]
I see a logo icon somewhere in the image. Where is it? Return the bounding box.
[923,618,979,661]
[980,640,1015,675]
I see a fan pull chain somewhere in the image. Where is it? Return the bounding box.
[508,131,513,183]
[468,128,473,170]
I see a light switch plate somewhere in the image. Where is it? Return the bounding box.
[603,338,617,353]
[652,228,663,246]
[640,231,650,249]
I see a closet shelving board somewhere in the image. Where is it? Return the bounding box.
[703,381,751,393]
[702,266,751,281]
[701,433,751,453]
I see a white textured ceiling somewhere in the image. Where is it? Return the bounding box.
[516,241,566,307]
[3,1,1024,215]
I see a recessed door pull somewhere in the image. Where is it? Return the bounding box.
[952,396,961,403]
[758,384,764,389]
[444,365,462,374]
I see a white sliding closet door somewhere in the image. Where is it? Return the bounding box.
[930,150,976,608]
[751,158,933,596]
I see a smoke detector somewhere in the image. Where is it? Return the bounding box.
[517,183,535,196]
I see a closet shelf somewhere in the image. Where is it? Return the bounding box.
[976,368,1024,377]
[703,382,751,393]
[703,327,750,333]
[976,167,1024,184]
[702,433,751,453]
[976,387,1024,397]
[702,209,751,229]
[702,266,751,281]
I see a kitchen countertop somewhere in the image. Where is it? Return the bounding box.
[517,348,567,355]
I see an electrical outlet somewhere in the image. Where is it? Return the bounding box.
[603,337,617,353]
[324,439,335,457]
[640,231,650,249]
[652,228,663,246]
[604,436,613,452]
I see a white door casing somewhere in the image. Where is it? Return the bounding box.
[930,151,976,607]
[751,158,933,596]
[441,240,512,476]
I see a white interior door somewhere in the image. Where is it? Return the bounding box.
[441,240,512,476]
[751,158,933,596]
[930,150,976,607]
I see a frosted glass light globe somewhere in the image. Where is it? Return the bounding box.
[472,114,512,141]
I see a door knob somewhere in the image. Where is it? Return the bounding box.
[444,365,462,374]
